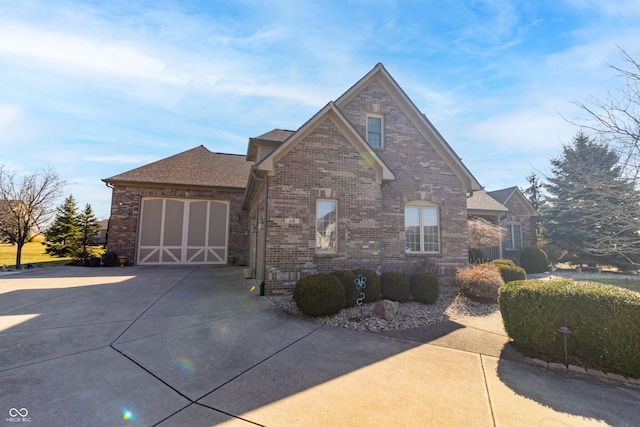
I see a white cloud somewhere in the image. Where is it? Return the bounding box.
[0,105,23,129]
[0,24,189,84]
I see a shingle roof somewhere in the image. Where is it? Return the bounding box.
[487,187,517,205]
[254,129,294,142]
[103,145,252,189]
[467,190,509,212]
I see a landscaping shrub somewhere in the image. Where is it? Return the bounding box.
[330,270,359,307]
[491,258,515,266]
[520,247,548,274]
[468,248,484,263]
[410,272,440,304]
[456,263,504,303]
[494,264,526,283]
[499,279,640,378]
[351,269,381,302]
[293,274,345,317]
[380,271,411,302]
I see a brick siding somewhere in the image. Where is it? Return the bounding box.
[261,79,469,294]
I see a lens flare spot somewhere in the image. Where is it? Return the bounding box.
[123,409,133,420]
[173,357,195,375]
[250,286,256,292]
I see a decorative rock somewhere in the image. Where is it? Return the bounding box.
[568,365,587,375]
[628,377,640,386]
[606,372,629,383]
[586,368,608,380]
[374,299,399,321]
[548,362,568,372]
[530,358,548,368]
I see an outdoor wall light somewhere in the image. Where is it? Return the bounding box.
[557,326,572,365]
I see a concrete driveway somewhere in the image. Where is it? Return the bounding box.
[0,266,638,426]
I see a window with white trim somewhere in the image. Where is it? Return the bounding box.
[366,115,383,148]
[405,201,440,253]
[316,199,337,252]
[504,223,522,250]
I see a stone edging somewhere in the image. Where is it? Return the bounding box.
[527,357,640,386]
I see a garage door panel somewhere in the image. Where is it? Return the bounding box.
[140,199,163,246]
[187,248,205,263]
[188,201,208,246]
[163,200,184,247]
[208,248,226,263]
[137,198,229,265]
[162,248,182,263]
[208,202,228,247]
[139,248,160,263]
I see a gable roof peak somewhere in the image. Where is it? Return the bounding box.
[335,63,482,193]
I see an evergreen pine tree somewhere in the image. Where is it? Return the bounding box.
[77,203,100,259]
[45,195,81,257]
[543,132,640,269]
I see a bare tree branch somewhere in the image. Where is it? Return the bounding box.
[0,165,65,268]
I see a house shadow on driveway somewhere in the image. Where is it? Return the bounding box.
[491,345,640,426]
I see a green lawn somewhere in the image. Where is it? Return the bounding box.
[1,242,74,268]
[590,278,640,294]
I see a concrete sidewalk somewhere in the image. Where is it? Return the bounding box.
[0,266,638,426]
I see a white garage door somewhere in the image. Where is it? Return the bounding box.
[137,197,229,265]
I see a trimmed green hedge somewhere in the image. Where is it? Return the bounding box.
[410,272,440,304]
[494,264,526,283]
[520,247,548,274]
[352,269,381,302]
[491,258,516,266]
[294,274,345,317]
[381,271,411,302]
[499,279,640,378]
[331,270,359,307]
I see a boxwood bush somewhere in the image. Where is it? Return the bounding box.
[499,278,640,378]
[520,247,548,274]
[330,270,359,307]
[410,272,440,304]
[293,274,345,317]
[352,269,381,302]
[493,264,526,283]
[380,271,411,302]
[491,258,516,266]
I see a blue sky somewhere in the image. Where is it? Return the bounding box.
[1,0,640,219]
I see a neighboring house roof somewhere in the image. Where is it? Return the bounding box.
[98,219,108,230]
[246,129,295,162]
[335,63,482,193]
[254,129,294,142]
[103,145,253,189]
[256,102,396,184]
[488,186,538,216]
[466,190,509,214]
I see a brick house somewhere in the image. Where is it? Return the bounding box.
[467,187,538,262]
[104,64,485,294]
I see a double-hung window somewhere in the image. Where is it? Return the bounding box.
[366,115,383,148]
[316,199,337,253]
[504,223,522,250]
[405,202,440,253]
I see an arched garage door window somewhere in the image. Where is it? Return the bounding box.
[137,197,229,264]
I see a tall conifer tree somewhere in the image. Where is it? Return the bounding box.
[45,195,81,257]
[543,132,640,269]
